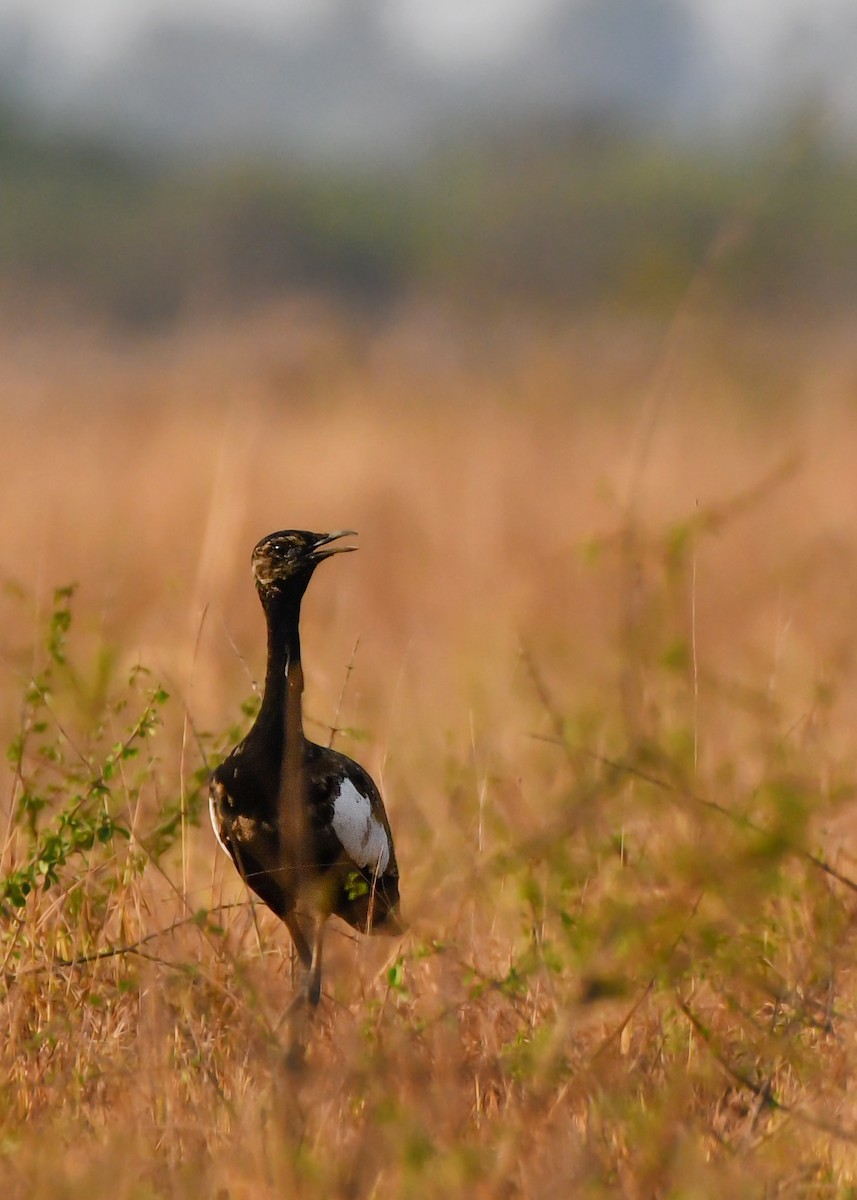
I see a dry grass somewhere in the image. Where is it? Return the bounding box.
[3,302,857,1197]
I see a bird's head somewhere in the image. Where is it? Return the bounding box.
[251,529,357,598]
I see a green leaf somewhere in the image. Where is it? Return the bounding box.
[345,870,370,900]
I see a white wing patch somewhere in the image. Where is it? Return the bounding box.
[209,784,232,857]
[331,777,390,874]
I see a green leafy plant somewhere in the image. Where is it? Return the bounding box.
[1,587,177,924]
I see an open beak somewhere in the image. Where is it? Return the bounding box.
[312,529,358,561]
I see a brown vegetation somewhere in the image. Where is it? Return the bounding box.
[2,304,857,1196]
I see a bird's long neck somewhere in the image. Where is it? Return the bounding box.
[259,585,311,875]
[259,588,305,750]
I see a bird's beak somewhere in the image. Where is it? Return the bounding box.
[312,530,358,561]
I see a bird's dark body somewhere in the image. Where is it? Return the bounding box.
[209,527,401,1005]
[210,737,400,933]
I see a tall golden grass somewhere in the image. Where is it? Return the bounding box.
[3,303,857,1196]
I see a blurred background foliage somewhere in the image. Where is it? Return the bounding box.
[2,102,855,329]
[0,0,855,332]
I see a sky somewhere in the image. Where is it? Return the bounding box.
[0,0,850,69]
[0,0,567,67]
[2,0,854,158]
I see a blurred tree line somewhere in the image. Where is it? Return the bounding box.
[1,100,855,328]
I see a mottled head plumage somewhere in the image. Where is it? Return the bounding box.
[251,529,357,594]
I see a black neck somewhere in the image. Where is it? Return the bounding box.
[258,578,313,866]
[257,584,306,747]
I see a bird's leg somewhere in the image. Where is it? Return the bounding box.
[283,915,323,1008]
[305,920,325,1007]
[282,917,324,1070]
[283,910,313,969]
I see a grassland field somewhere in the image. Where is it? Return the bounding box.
[2,301,857,1197]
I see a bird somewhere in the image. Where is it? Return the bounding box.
[209,529,401,1007]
